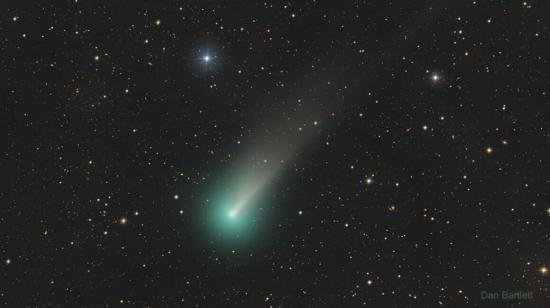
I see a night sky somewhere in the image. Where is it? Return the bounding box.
[2,1,550,307]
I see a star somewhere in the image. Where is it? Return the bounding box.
[203,55,211,63]
[540,266,548,275]
[485,147,493,154]
[428,72,443,86]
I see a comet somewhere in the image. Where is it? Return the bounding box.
[204,104,324,244]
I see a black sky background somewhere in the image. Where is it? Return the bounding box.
[2,0,550,307]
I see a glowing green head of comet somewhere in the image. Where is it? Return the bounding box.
[199,137,302,247]
[201,167,277,246]
[212,190,257,235]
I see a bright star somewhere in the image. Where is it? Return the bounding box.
[203,55,211,63]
